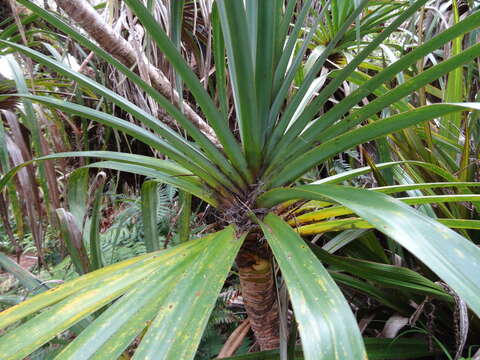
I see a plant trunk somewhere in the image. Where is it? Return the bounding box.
[236,236,280,350]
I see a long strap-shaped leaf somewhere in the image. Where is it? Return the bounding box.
[216,0,261,171]
[266,0,427,160]
[55,261,190,360]
[290,182,480,216]
[0,151,217,206]
[1,150,193,178]
[0,252,50,294]
[268,9,480,166]
[313,160,460,185]
[267,0,368,148]
[308,243,449,300]
[12,93,235,192]
[290,194,480,224]
[1,41,207,166]
[266,103,480,187]
[271,0,313,97]
[85,161,216,206]
[257,185,480,317]
[122,0,251,182]
[259,214,367,360]
[141,181,160,252]
[372,182,480,195]
[3,41,243,193]
[0,252,160,330]
[219,338,433,360]
[0,240,209,359]
[0,13,38,41]
[267,0,329,133]
[318,41,480,144]
[211,3,228,118]
[50,227,242,360]
[297,9,480,140]
[0,230,229,360]
[132,227,244,360]
[14,0,246,189]
[296,217,480,235]
[255,0,277,145]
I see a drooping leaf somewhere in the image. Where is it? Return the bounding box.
[0,229,240,360]
[132,227,244,359]
[0,151,218,206]
[260,214,367,360]
[257,185,480,317]
[308,243,449,300]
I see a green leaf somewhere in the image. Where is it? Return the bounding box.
[297,217,480,234]
[212,3,228,118]
[308,244,449,300]
[257,185,480,317]
[2,40,240,191]
[267,103,480,187]
[0,151,218,206]
[50,227,242,360]
[14,0,244,187]
[291,193,480,225]
[0,230,229,360]
[0,252,50,294]
[319,41,480,144]
[56,263,189,360]
[268,8,480,166]
[177,190,192,243]
[372,182,480,195]
[271,0,313,98]
[169,0,185,111]
[88,174,105,270]
[141,181,160,252]
[219,338,433,359]
[441,0,464,144]
[0,238,202,330]
[132,227,244,359]
[312,160,470,188]
[0,13,38,41]
[66,168,89,229]
[267,0,368,150]
[267,0,428,161]
[11,93,229,190]
[331,272,410,314]
[1,41,200,160]
[260,214,367,360]
[217,0,261,171]
[86,161,216,206]
[255,0,276,145]
[122,0,251,182]
[268,0,324,133]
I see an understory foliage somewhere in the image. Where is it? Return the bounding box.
[0,0,480,359]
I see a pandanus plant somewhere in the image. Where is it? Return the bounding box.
[1,0,480,359]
